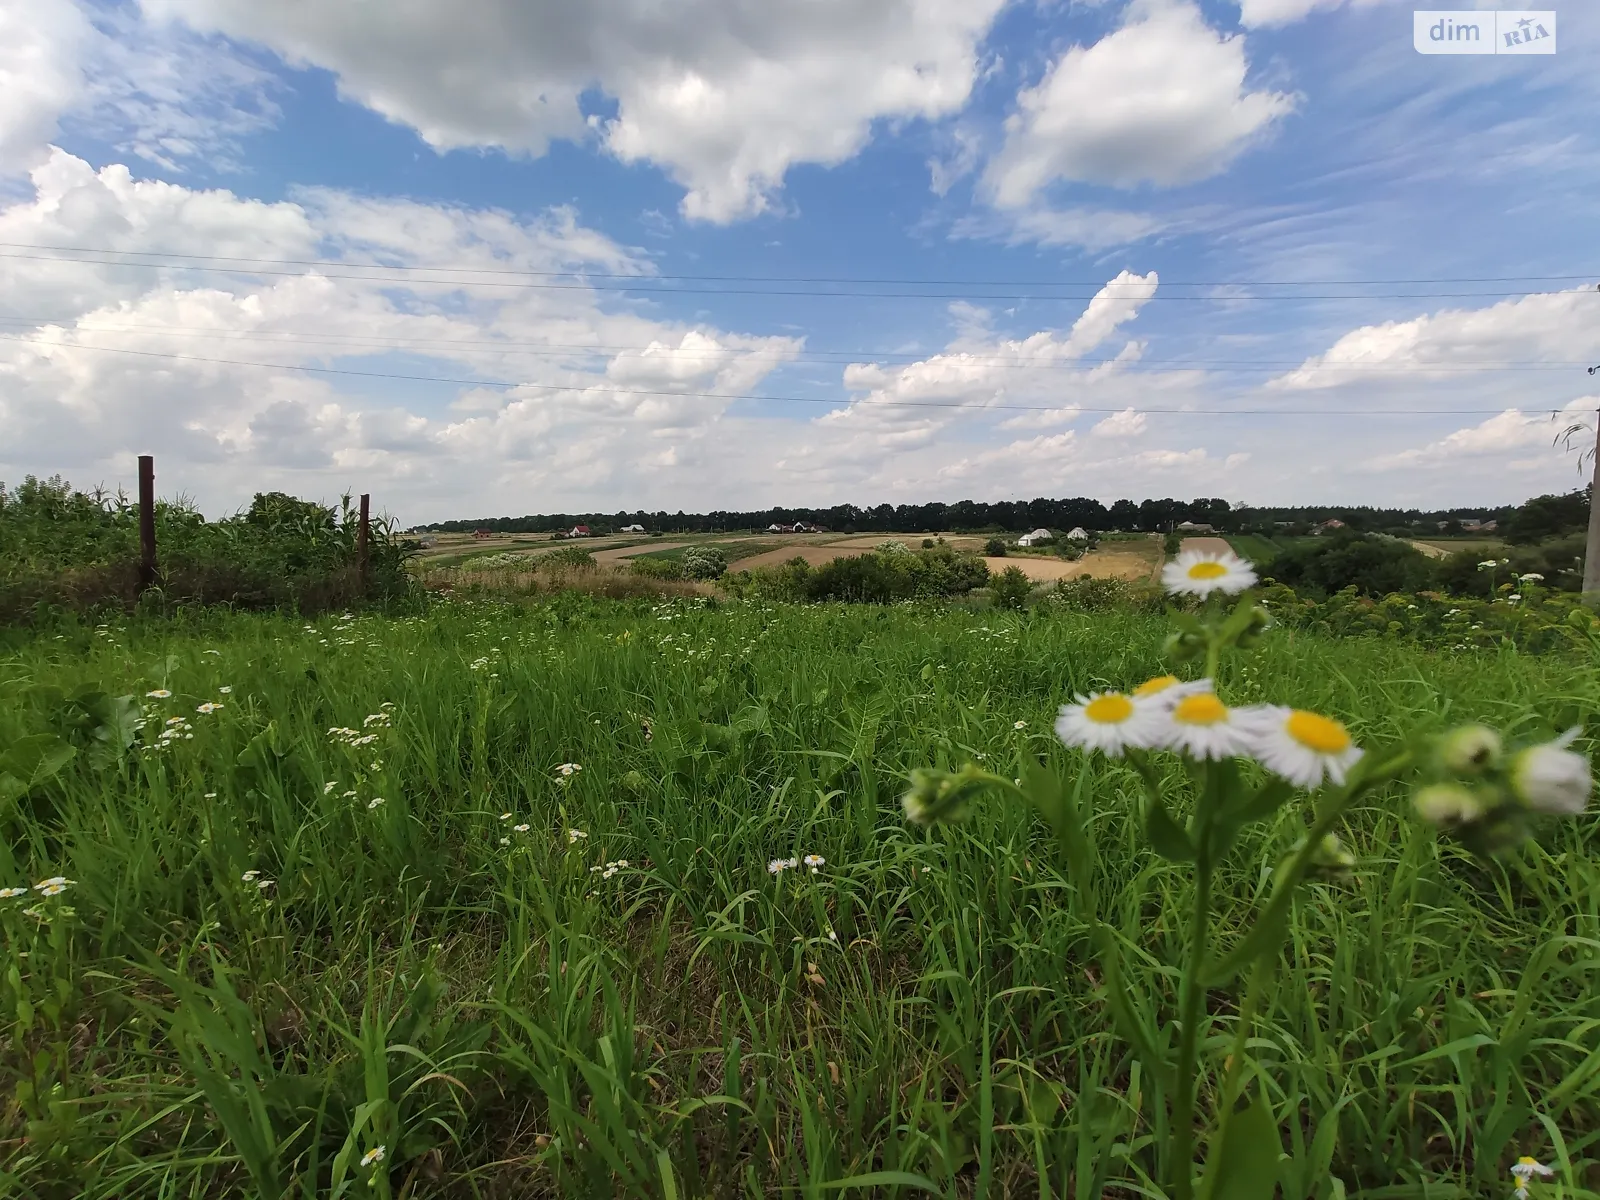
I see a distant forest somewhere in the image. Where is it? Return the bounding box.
[417,492,1586,538]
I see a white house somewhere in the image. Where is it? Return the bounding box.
[621,524,645,533]
[1066,527,1089,541]
[1016,527,1055,547]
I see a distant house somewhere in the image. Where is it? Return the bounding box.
[621,524,645,533]
[1175,521,1215,534]
[471,529,493,539]
[568,525,591,538]
[1479,520,1498,532]
[1312,519,1346,536]
[792,521,814,533]
[1016,527,1055,547]
[1066,527,1089,541]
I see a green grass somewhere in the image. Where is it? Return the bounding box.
[629,539,771,562]
[1224,534,1320,564]
[2,598,1598,1197]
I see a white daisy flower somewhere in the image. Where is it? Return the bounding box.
[554,763,583,780]
[1055,691,1165,757]
[768,857,799,875]
[1162,549,1257,598]
[196,702,223,715]
[324,782,338,795]
[500,812,513,821]
[256,878,273,891]
[1509,728,1591,815]
[0,887,28,899]
[33,876,75,896]
[1519,573,1544,583]
[803,854,825,868]
[1013,720,1027,730]
[1131,674,1213,708]
[367,797,386,810]
[1241,706,1363,789]
[499,837,510,846]
[218,686,233,694]
[241,870,260,882]
[1161,690,1256,760]
[146,689,171,699]
[567,828,588,843]
[360,1146,386,1169]
[1512,1157,1554,1198]
[513,823,530,832]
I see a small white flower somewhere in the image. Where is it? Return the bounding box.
[360,1145,386,1169]
[324,782,338,795]
[1055,691,1166,757]
[1161,689,1256,761]
[1013,720,1027,730]
[1507,593,1523,604]
[1512,1156,1555,1198]
[500,812,513,821]
[0,887,28,899]
[1519,573,1544,583]
[367,796,386,810]
[1162,549,1257,598]
[146,688,171,699]
[241,870,260,882]
[218,686,233,694]
[1240,706,1363,789]
[567,828,588,843]
[343,790,357,799]
[513,823,530,832]
[803,854,826,869]
[1510,729,1591,815]
[768,857,799,875]
[555,762,583,778]
[204,792,217,800]
[197,702,223,714]
[33,876,75,896]
[499,837,510,846]
[166,716,186,726]
[256,878,274,891]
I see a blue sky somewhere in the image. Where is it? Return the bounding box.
[0,0,1596,523]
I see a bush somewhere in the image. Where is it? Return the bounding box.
[802,545,988,603]
[983,537,1007,557]
[681,547,728,581]
[991,565,1032,610]
[1265,533,1435,598]
[535,545,597,571]
[629,556,684,581]
[1051,575,1164,613]
[921,538,935,550]
[1163,531,1182,556]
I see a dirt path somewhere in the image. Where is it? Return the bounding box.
[1408,540,1449,560]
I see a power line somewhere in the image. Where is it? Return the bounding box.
[1,250,1594,301]
[2,241,1596,288]
[0,334,1574,416]
[0,318,1593,372]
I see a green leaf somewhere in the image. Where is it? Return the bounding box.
[817,1171,943,1192]
[1206,903,1291,987]
[1146,795,1196,862]
[0,734,78,789]
[1202,1095,1282,1200]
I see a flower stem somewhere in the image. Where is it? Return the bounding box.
[1170,839,1214,1200]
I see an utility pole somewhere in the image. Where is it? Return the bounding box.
[357,493,371,593]
[137,454,158,592]
[1584,396,1600,601]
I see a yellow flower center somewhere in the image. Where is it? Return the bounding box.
[1517,1157,1539,1166]
[1173,694,1228,725]
[1134,674,1179,696]
[1286,710,1351,754]
[1083,694,1135,724]
[1186,560,1228,580]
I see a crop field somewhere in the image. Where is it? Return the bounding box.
[2,597,1598,1197]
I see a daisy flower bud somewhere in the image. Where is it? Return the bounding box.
[1413,782,1487,827]
[1509,728,1592,815]
[1435,724,1502,778]
[901,765,988,826]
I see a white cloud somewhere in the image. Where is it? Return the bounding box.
[1235,0,1401,30]
[1271,286,1600,390]
[1366,399,1595,471]
[985,1,1296,204]
[1092,407,1147,437]
[141,0,1008,222]
[0,0,90,175]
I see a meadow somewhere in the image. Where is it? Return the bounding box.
[2,595,1598,1198]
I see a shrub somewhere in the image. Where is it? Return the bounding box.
[921,538,935,549]
[990,565,1033,610]
[983,537,1007,557]
[1051,575,1164,613]
[1265,533,1435,598]
[535,545,597,571]
[681,547,728,581]
[1163,531,1182,556]
[629,556,684,581]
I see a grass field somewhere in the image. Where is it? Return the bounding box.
[2,598,1597,1197]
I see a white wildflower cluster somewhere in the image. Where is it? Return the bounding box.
[553,763,582,784]
[196,701,225,715]
[768,854,827,877]
[144,713,196,754]
[33,876,75,897]
[567,828,588,844]
[328,725,382,748]
[590,858,630,879]
[1054,676,1363,790]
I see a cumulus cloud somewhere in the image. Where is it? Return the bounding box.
[1270,286,1600,389]
[1365,399,1596,471]
[141,0,1007,222]
[985,1,1295,205]
[0,0,91,174]
[0,151,803,513]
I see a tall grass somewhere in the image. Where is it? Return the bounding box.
[1,597,1597,1196]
